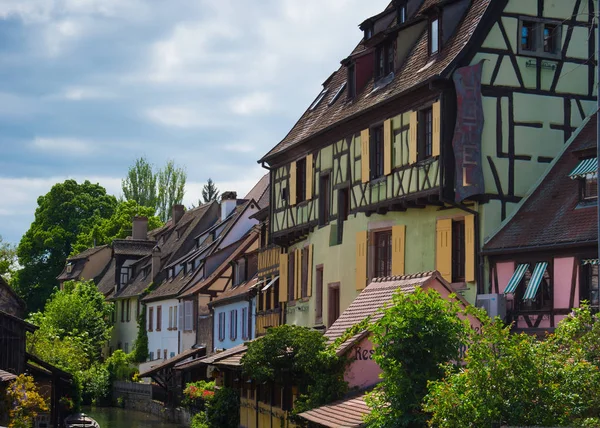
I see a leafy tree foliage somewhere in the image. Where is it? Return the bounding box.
[131,305,149,363]
[205,387,240,428]
[424,305,600,427]
[73,200,162,253]
[7,374,49,428]
[242,324,347,414]
[13,180,117,313]
[0,234,17,280]
[201,178,219,203]
[121,156,158,210]
[157,160,187,222]
[365,288,469,428]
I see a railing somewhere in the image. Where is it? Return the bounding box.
[256,309,282,336]
[258,245,281,278]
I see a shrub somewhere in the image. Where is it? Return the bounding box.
[182,380,215,411]
[190,412,209,428]
[79,364,111,405]
[105,350,137,382]
[7,374,48,428]
[205,387,240,428]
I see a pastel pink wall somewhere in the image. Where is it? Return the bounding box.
[554,257,578,309]
[345,336,381,389]
[495,262,516,294]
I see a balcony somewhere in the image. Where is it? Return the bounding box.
[258,245,281,278]
[256,309,282,337]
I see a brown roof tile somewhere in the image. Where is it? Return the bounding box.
[0,369,17,382]
[68,245,109,261]
[139,346,206,378]
[298,393,370,428]
[208,276,258,307]
[244,174,270,208]
[95,258,116,296]
[484,114,598,253]
[259,0,492,164]
[113,239,156,256]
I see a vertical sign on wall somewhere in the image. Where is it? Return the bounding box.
[452,62,485,202]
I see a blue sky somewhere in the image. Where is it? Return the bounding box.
[0,0,388,244]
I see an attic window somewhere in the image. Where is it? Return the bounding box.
[347,63,356,99]
[581,174,598,201]
[328,82,346,106]
[375,40,395,80]
[364,23,374,40]
[429,17,440,55]
[66,262,73,274]
[397,2,407,24]
[309,89,329,111]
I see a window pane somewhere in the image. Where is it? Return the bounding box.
[430,19,439,53]
[521,22,534,51]
[591,265,599,308]
[543,24,556,53]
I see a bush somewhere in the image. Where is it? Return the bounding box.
[205,387,239,428]
[7,375,48,428]
[182,381,215,410]
[190,412,209,428]
[105,350,137,382]
[79,364,111,405]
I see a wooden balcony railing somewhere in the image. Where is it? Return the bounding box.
[258,245,281,278]
[256,309,282,336]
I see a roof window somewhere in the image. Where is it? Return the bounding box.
[429,16,440,55]
[397,2,407,24]
[328,82,346,106]
[309,88,329,111]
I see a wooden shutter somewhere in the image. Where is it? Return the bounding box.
[436,218,452,283]
[279,253,288,302]
[289,162,297,206]
[355,231,368,290]
[384,119,393,175]
[409,111,418,164]
[295,249,302,300]
[307,244,313,297]
[465,214,475,282]
[306,154,314,200]
[361,128,370,183]
[432,100,441,157]
[391,224,406,276]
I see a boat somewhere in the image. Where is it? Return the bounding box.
[64,413,100,428]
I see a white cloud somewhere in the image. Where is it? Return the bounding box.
[60,86,116,101]
[230,92,274,116]
[222,143,256,154]
[144,106,213,129]
[31,137,95,156]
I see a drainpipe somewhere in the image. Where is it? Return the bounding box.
[597,6,599,266]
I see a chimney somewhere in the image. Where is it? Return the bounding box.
[172,204,185,226]
[221,191,237,221]
[132,216,148,240]
[152,246,161,280]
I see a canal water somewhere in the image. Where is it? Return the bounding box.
[82,406,185,428]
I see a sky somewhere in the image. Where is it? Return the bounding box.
[0,0,389,245]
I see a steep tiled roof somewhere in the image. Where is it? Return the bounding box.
[208,276,258,307]
[484,114,598,253]
[325,272,440,354]
[68,245,109,261]
[112,256,152,300]
[56,260,85,281]
[142,265,192,302]
[96,258,116,296]
[139,346,206,378]
[259,0,493,163]
[113,239,155,256]
[244,174,270,208]
[298,393,369,428]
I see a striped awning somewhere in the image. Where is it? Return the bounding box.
[504,263,529,294]
[523,262,548,301]
[569,157,597,179]
[262,275,279,291]
[583,259,599,265]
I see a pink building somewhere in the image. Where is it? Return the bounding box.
[483,114,598,334]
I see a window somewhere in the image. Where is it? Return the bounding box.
[582,264,599,310]
[430,17,439,54]
[375,41,394,79]
[66,262,73,274]
[149,351,154,361]
[397,2,407,24]
[516,263,552,311]
[234,258,247,286]
[581,175,598,201]
[370,125,385,179]
[328,283,340,327]
[126,299,131,322]
[174,305,178,329]
[309,89,329,111]
[218,312,226,342]
[364,23,374,40]
[288,250,296,301]
[170,352,175,358]
[374,230,392,278]
[315,266,324,325]
[124,342,129,353]
[319,173,331,226]
[157,349,161,360]
[169,306,173,330]
[120,266,130,285]
[301,247,309,298]
[121,300,125,322]
[328,82,346,106]
[347,63,356,99]
[242,307,249,340]
[337,187,350,244]
[163,349,167,360]
[451,220,466,283]
[519,18,562,58]
[296,158,307,204]
[184,301,193,332]
[230,310,238,341]
[418,107,433,161]
[156,306,162,331]
[148,307,154,331]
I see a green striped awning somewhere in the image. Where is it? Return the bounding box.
[523,262,548,301]
[569,157,597,179]
[504,263,529,294]
[583,259,599,265]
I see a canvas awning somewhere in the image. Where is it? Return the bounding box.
[523,262,548,301]
[583,259,599,265]
[262,276,279,291]
[569,157,597,179]
[504,263,529,294]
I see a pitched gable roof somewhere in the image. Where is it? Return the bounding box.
[484,113,598,253]
[67,245,109,261]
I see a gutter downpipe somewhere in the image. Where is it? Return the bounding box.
[596,6,599,268]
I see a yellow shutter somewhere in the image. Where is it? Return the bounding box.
[355,231,368,290]
[306,154,314,200]
[436,218,452,283]
[307,244,313,297]
[295,249,301,300]
[465,214,475,282]
[361,128,370,183]
[289,162,297,206]
[432,101,441,157]
[409,111,418,164]
[384,119,392,175]
[279,253,288,303]
[391,225,406,276]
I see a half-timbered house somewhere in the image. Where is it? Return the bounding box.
[258,0,597,328]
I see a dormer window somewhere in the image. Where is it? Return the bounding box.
[569,157,598,202]
[397,2,407,24]
[66,262,73,274]
[364,23,374,40]
[429,16,440,55]
[582,174,598,201]
[375,40,394,80]
[347,63,356,99]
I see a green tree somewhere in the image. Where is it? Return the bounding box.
[157,160,187,222]
[205,387,239,428]
[13,180,117,313]
[121,156,158,210]
[242,324,347,415]
[73,200,162,253]
[201,178,219,203]
[365,288,469,428]
[0,234,17,280]
[131,305,149,363]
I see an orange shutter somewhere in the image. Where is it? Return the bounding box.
[409,111,418,164]
[432,101,441,157]
[289,162,297,206]
[355,231,368,290]
[436,219,452,283]
[361,129,370,183]
[306,154,314,200]
[307,244,313,297]
[279,254,288,302]
[384,118,392,175]
[465,214,475,282]
[295,249,301,300]
[391,225,406,276]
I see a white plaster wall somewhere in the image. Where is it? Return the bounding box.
[109,297,139,355]
[147,298,179,361]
